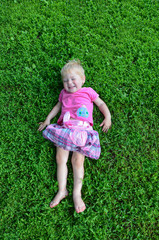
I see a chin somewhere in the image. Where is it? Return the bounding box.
[68,88,77,92]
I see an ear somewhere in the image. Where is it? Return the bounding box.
[82,76,86,84]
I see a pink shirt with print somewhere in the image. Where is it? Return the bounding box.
[57,87,99,126]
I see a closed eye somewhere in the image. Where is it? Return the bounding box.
[63,78,76,82]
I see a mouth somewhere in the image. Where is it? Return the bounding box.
[68,86,75,90]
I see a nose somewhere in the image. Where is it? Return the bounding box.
[68,79,72,85]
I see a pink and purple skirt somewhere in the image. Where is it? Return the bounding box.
[42,121,101,159]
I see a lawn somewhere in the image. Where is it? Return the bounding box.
[0,0,158,239]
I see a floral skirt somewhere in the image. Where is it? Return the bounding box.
[42,122,101,159]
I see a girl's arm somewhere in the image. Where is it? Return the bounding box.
[38,101,61,131]
[94,97,111,132]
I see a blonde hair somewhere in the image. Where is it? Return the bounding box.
[61,59,85,79]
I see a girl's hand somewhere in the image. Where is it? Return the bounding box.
[38,119,50,131]
[38,102,61,132]
[100,118,111,133]
[93,97,111,132]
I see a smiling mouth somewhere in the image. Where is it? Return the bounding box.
[68,86,75,89]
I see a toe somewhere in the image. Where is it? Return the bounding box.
[75,204,86,213]
[50,191,68,208]
[50,201,58,208]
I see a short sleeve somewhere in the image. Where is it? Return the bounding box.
[88,87,99,102]
[58,89,64,102]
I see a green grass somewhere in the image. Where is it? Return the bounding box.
[0,0,158,239]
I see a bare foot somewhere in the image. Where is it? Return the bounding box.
[73,195,86,213]
[50,190,68,208]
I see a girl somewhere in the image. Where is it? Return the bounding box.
[38,60,111,213]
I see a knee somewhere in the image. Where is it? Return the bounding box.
[56,153,63,165]
[56,148,68,165]
[71,153,84,169]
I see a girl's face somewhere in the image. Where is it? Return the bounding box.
[62,70,85,93]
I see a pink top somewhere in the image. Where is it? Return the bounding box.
[57,87,99,126]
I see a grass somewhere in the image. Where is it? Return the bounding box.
[0,0,158,239]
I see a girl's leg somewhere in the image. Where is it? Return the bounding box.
[71,152,86,213]
[50,147,69,208]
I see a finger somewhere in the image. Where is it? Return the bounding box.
[100,122,104,127]
[102,128,108,133]
[38,126,43,131]
[38,124,44,131]
[102,126,109,132]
